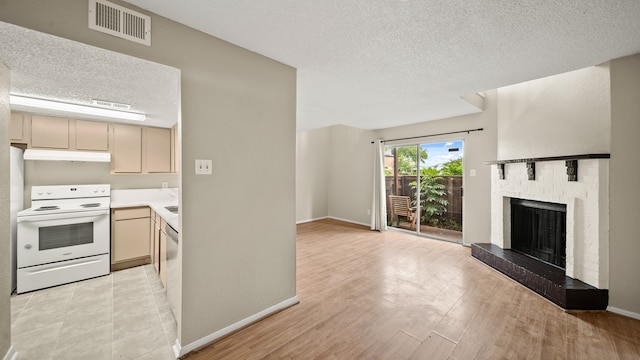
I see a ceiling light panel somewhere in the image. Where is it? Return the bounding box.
[10,95,146,121]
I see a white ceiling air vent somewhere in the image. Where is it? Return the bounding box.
[91,99,132,110]
[88,0,151,46]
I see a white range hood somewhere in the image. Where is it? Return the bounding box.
[23,149,111,162]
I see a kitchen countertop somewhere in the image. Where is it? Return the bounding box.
[110,188,178,230]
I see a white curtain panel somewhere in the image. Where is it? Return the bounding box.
[370,140,387,231]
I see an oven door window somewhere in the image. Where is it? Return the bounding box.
[39,222,94,250]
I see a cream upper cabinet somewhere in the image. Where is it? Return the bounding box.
[76,120,109,151]
[112,124,142,173]
[145,127,171,173]
[171,124,179,173]
[31,115,69,149]
[10,112,27,142]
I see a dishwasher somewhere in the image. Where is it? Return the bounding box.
[165,224,181,324]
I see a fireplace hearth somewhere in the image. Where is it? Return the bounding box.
[471,243,608,310]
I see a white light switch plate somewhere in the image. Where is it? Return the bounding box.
[470,169,477,177]
[195,159,212,175]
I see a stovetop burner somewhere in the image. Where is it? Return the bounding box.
[81,203,102,208]
[34,206,60,211]
[18,184,111,218]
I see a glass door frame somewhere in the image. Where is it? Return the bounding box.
[385,139,464,243]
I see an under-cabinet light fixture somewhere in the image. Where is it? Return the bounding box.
[9,95,146,122]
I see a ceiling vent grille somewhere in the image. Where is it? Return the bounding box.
[91,99,132,110]
[88,0,151,46]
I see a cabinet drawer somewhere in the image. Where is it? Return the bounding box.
[113,207,150,220]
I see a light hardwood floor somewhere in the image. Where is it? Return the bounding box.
[185,219,640,359]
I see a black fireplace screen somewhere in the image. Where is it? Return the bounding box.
[510,198,567,269]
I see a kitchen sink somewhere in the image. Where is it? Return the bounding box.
[165,205,179,214]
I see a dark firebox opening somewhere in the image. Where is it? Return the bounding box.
[511,198,567,269]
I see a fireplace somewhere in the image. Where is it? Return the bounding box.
[510,198,566,269]
[472,156,610,310]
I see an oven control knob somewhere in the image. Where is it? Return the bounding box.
[24,244,32,250]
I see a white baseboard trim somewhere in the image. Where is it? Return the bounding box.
[3,346,17,360]
[171,339,181,359]
[296,216,371,228]
[607,306,640,321]
[176,296,299,358]
[296,216,328,224]
[327,216,371,228]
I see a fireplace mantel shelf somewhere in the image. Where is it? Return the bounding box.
[485,153,610,165]
[485,154,610,181]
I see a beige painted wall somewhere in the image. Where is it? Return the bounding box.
[0,0,296,349]
[609,54,640,315]
[374,90,499,245]
[23,161,178,207]
[296,127,330,223]
[0,62,12,360]
[497,65,611,159]
[328,125,376,225]
[314,91,497,242]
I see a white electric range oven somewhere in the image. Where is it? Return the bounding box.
[16,184,111,293]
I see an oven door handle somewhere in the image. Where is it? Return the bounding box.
[17,209,109,223]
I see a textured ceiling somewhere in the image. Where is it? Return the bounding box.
[3,2,640,132]
[122,0,640,131]
[0,22,180,128]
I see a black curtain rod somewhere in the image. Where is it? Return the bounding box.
[371,128,484,144]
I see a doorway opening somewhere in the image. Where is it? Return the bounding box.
[385,140,463,243]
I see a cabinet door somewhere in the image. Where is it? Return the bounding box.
[10,113,24,141]
[159,226,167,288]
[76,120,108,151]
[171,125,179,173]
[149,210,156,266]
[112,124,142,173]
[31,115,69,149]
[113,217,151,263]
[145,127,171,173]
[150,211,161,273]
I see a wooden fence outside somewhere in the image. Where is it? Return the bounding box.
[385,175,462,223]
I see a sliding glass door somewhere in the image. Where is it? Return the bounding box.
[384,140,463,243]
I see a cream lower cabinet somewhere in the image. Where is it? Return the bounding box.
[159,220,167,288]
[111,207,151,270]
[149,209,167,288]
[150,210,160,273]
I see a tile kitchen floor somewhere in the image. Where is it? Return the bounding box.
[11,265,177,360]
